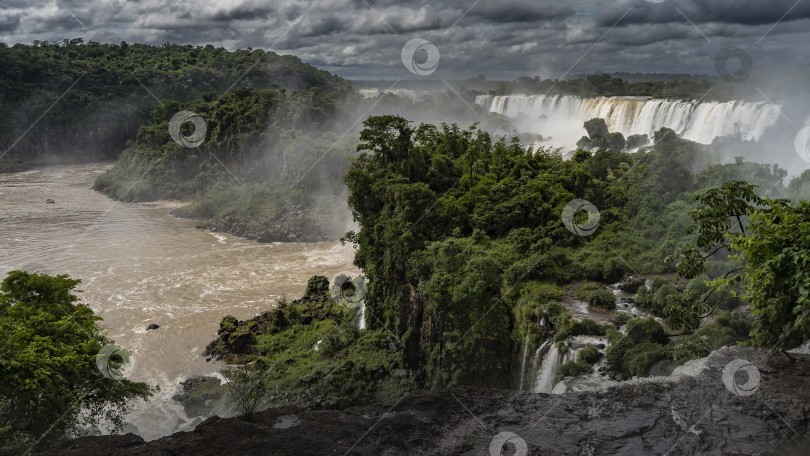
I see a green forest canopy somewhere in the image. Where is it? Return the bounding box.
[343,115,810,386]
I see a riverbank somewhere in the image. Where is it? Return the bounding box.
[44,346,810,455]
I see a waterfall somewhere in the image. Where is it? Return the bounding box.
[475,94,781,149]
[518,334,530,391]
[356,301,365,330]
[533,342,562,394]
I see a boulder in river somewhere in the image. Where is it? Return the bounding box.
[146,323,160,331]
[618,274,646,293]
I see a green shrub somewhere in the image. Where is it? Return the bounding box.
[651,277,669,292]
[575,282,602,300]
[545,302,570,329]
[624,342,668,377]
[605,319,672,378]
[571,318,606,336]
[614,312,632,327]
[320,319,358,358]
[555,359,593,384]
[553,324,572,343]
[526,282,567,304]
[667,312,751,363]
[588,289,617,310]
[605,336,634,368]
[651,283,678,314]
[625,317,668,344]
[578,346,603,364]
[226,368,271,420]
[635,287,653,309]
[605,327,623,345]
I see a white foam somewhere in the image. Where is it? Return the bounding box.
[476,94,781,149]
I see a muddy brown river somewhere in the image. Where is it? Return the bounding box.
[0,163,359,439]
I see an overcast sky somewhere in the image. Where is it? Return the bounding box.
[1,0,809,80]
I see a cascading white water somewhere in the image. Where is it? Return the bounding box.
[476,94,781,149]
[533,342,562,394]
[357,301,366,330]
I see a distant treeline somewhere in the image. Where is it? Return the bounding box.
[0,39,350,162]
[459,73,716,99]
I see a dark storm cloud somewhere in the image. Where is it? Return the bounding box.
[466,2,575,24]
[0,13,21,33]
[597,0,810,27]
[0,0,807,79]
[209,5,275,22]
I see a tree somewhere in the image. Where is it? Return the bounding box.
[664,181,762,331]
[676,180,762,280]
[356,115,413,168]
[0,271,155,453]
[671,182,810,348]
[731,199,810,349]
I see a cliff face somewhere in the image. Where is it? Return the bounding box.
[45,346,810,456]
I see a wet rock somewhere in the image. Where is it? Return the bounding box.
[45,346,810,456]
[173,376,227,419]
[619,275,646,293]
[146,323,160,330]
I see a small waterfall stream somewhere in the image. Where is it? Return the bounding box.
[356,301,366,330]
[526,336,608,394]
[533,342,563,394]
[518,334,530,391]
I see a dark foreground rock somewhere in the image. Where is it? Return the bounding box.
[43,346,810,455]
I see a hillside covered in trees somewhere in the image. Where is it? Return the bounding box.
[0,39,348,165]
[199,115,810,408]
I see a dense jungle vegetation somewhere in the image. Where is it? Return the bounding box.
[341,115,810,387]
[0,39,348,163]
[3,39,810,451]
[204,115,810,404]
[1,40,774,240]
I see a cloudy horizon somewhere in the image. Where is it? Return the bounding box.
[1,0,809,80]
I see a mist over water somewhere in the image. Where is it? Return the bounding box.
[0,163,358,440]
